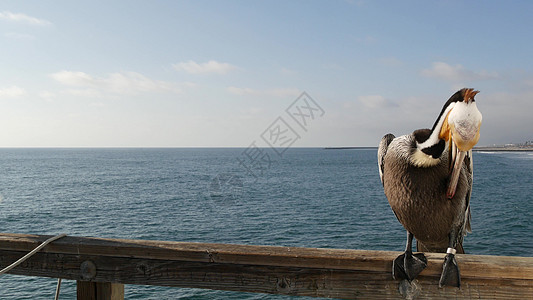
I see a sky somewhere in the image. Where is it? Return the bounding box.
[1,0,532,147]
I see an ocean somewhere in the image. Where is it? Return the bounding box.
[0,148,531,299]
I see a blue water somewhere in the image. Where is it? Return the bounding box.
[0,148,531,299]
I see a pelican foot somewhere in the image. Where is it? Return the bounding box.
[393,251,427,282]
[439,253,460,288]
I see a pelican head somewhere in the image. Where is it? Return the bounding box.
[440,88,482,198]
[438,89,482,150]
[411,88,482,198]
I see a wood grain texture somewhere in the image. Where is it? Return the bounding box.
[76,281,124,300]
[1,233,532,299]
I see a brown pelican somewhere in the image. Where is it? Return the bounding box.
[378,88,482,287]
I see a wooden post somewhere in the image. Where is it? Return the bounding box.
[77,281,124,300]
[1,233,532,299]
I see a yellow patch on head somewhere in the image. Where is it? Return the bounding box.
[439,110,452,142]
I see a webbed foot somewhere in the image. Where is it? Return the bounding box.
[439,253,461,287]
[393,251,427,281]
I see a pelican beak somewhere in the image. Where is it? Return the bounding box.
[443,89,482,199]
[447,143,466,199]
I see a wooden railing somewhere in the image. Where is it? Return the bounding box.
[1,233,532,299]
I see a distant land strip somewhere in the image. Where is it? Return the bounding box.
[474,146,533,152]
[323,146,533,151]
[324,147,377,150]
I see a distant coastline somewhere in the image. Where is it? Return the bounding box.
[323,146,533,152]
[473,146,533,152]
[324,147,377,150]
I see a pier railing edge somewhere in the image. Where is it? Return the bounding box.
[1,233,532,299]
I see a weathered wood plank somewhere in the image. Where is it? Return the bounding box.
[1,249,531,299]
[1,233,531,280]
[1,233,532,299]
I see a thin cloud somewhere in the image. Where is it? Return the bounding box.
[173,60,238,74]
[421,61,499,82]
[106,72,176,94]
[227,86,255,96]
[0,11,51,26]
[50,71,96,87]
[0,86,26,98]
[61,88,102,98]
[50,70,181,95]
[227,86,300,97]
[358,94,397,109]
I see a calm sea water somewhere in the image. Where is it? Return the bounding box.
[0,148,531,299]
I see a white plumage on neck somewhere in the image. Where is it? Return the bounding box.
[417,103,455,150]
[410,147,442,167]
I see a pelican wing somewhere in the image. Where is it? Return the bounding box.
[378,133,395,186]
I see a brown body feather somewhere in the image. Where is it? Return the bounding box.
[381,134,471,253]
